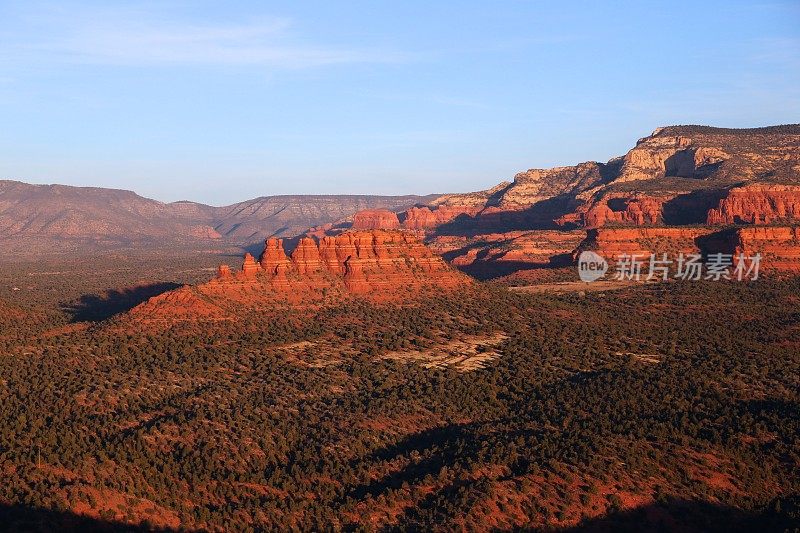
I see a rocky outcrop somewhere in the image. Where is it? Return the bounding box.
[578,227,714,261]
[616,133,729,183]
[351,209,401,230]
[392,125,800,279]
[579,195,666,228]
[414,125,800,234]
[575,225,800,273]
[401,205,481,230]
[224,230,467,295]
[731,226,800,272]
[496,163,609,209]
[706,185,800,225]
[241,253,261,276]
[128,230,468,320]
[260,238,293,276]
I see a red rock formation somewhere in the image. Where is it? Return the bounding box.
[732,226,800,272]
[241,253,260,276]
[578,227,714,261]
[259,238,291,276]
[351,209,401,230]
[130,230,468,322]
[576,225,800,273]
[218,230,467,295]
[401,205,480,230]
[706,185,800,225]
[290,237,324,275]
[580,195,665,228]
[128,285,235,321]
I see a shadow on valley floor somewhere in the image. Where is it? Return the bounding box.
[0,503,174,532]
[63,283,182,322]
[0,494,794,532]
[440,240,573,280]
[561,495,798,533]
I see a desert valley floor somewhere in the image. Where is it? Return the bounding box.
[0,248,797,531]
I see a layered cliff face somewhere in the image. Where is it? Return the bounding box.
[351,209,401,230]
[401,205,482,230]
[578,227,714,261]
[576,225,800,273]
[404,125,800,234]
[381,125,800,278]
[614,133,728,183]
[490,162,609,210]
[579,194,666,228]
[611,125,800,186]
[732,226,800,272]
[706,185,800,225]
[381,162,611,232]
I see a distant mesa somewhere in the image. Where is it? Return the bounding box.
[0,180,435,255]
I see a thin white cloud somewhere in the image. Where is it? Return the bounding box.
[1,5,402,69]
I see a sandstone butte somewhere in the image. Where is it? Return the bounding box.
[127,230,470,321]
[344,125,800,275]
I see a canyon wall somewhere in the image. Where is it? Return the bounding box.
[706,185,800,225]
[577,225,800,273]
[578,228,714,261]
[732,226,800,272]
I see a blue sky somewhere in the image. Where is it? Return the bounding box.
[1,1,798,205]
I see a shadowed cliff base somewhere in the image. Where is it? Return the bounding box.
[0,503,174,532]
[661,189,730,225]
[431,196,581,237]
[62,283,182,322]
[449,253,573,281]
